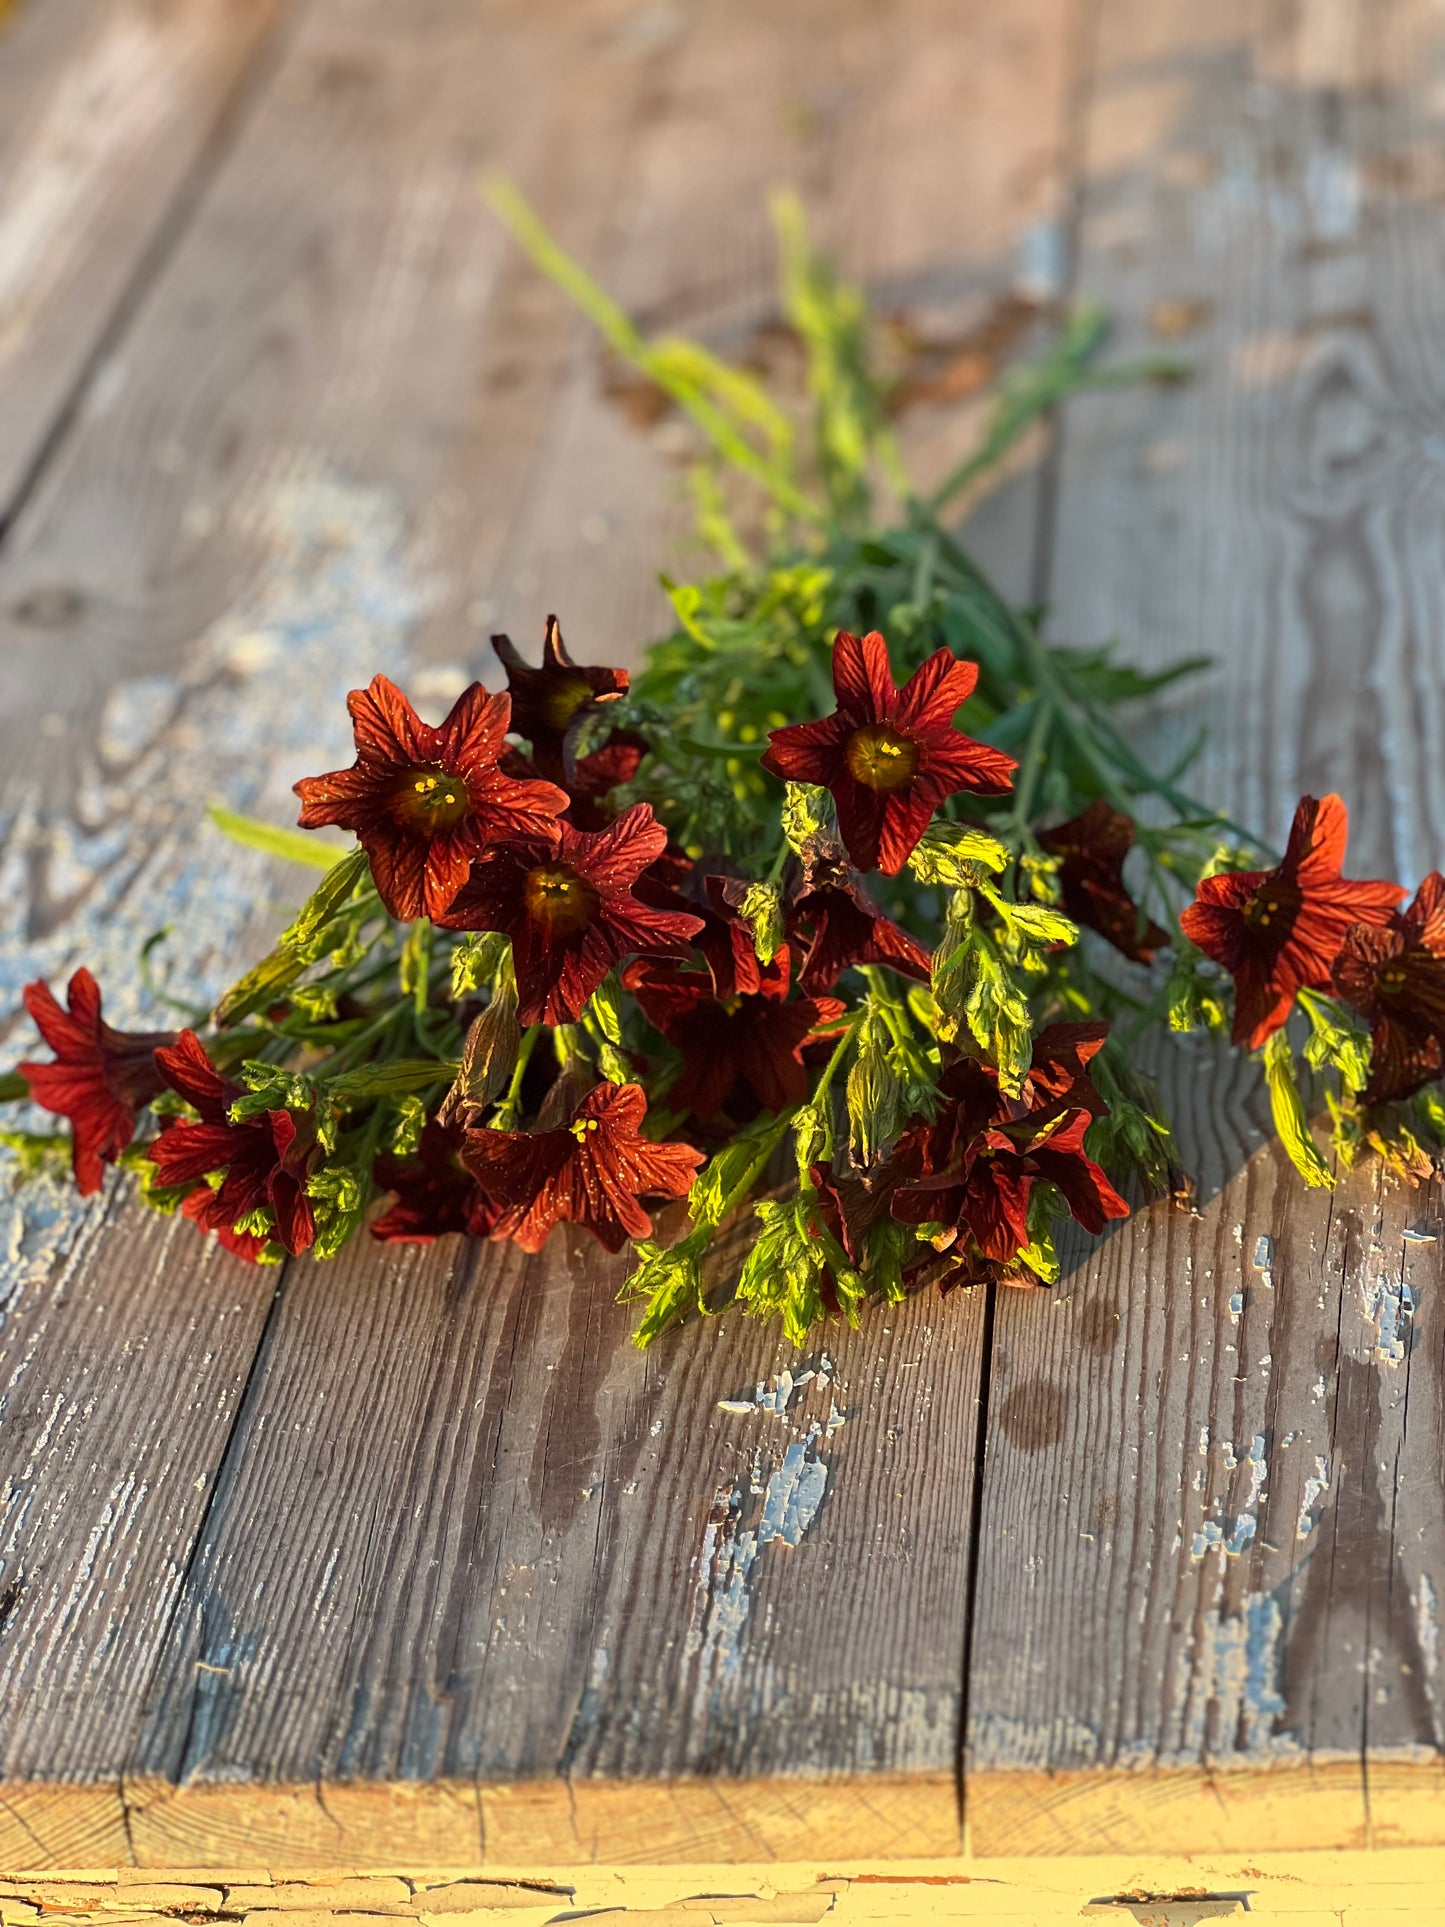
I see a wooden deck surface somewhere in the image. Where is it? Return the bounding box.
[1,0,1443,1873]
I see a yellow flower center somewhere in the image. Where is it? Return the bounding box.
[393,766,470,835]
[1244,894,1283,930]
[522,864,600,938]
[844,724,919,793]
[569,1116,601,1141]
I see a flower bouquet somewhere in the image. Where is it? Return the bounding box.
[5,190,1440,1348]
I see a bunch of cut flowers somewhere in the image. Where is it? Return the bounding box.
[5,191,1442,1348]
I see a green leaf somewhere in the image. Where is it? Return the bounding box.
[781,782,834,852]
[0,1130,71,1181]
[307,1162,369,1260]
[280,847,373,955]
[907,822,1009,886]
[329,1059,454,1103]
[208,806,348,872]
[734,1195,827,1347]
[737,881,786,965]
[846,1003,903,1168]
[1263,1030,1335,1190]
[214,945,308,1029]
[623,1232,707,1347]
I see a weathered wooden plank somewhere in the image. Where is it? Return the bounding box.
[0,0,1080,1864]
[1,0,677,1853]
[963,0,1445,1856]
[0,0,295,527]
[125,1234,979,1865]
[104,0,1082,1864]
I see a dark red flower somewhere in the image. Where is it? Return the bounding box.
[1333,872,1445,1105]
[371,1120,500,1242]
[1179,794,1403,1051]
[624,951,844,1126]
[760,630,1016,874]
[778,831,932,994]
[461,1080,702,1253]
[491,615,629,782]
[1036,800,1168,964]
[675,869,769,999]
[1018,1019,1117,1123]
[294,674,568,922]
[501,728,649,830]
[891,1024,1128,1264]
[17,969,175,1196]
[438,804,703,1025]
[566,729,649,828]
[148,1031,317,1257]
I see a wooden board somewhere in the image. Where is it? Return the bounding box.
[0,0,1079,1870]
[962,0,1445,1857]
[0,0,294,527]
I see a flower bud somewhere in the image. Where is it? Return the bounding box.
[439,975,521,1125]
[781,782,835,853]
[846,1005,903,1168]
[738,880,786,966]
[907,822,1009,887]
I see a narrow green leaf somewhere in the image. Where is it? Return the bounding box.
[208,806,347,871]
[1263,1030,1335,1190]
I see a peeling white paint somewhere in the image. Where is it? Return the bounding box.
[684,1433,830,1721]
[1296,1456,1331,1540]
[2,464,420,1324]
[756,1438,828,1549]
[1418,1573,1440,1682]
[1178,1589,1297,1763]
[1362,1263,1414,1366]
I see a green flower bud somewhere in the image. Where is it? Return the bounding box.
[846,1004,903,1168]
[907,822,1009,887]
[781,782,834,853]
[738,881,786,966]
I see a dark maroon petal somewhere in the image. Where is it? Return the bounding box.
[959,1156,1033,1262]
[155,1030,233,1123]
[830,630,895,722]
[347,674,427,765]
[895,646,979,733]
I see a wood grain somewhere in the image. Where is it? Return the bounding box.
[123,0,1079,1856]
[125,1232,977,1863]
[962,0,1445,1856]
[0,0,1079,1870]
[0,0,294,528]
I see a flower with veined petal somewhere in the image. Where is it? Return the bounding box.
[148,1031,318,1259]
[760,630,1016,874]
[294,674,568,922]
[1036,799,1168,965]
[17,968,175,1195]
[1333,872,1445,1105]
[624,950,844,1127]
[1179,794,1402,1051]
[491,614,629,782]
[462,1080,702,1253]
[438,803,703,1025]
[371,1120,501,1242]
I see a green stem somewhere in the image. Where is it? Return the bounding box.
[493,1024,542,1127]
[1002,692,1054,842]
[712,1106,801,1227]
[0,1072,29,1104]
[811,1010,864,1106]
